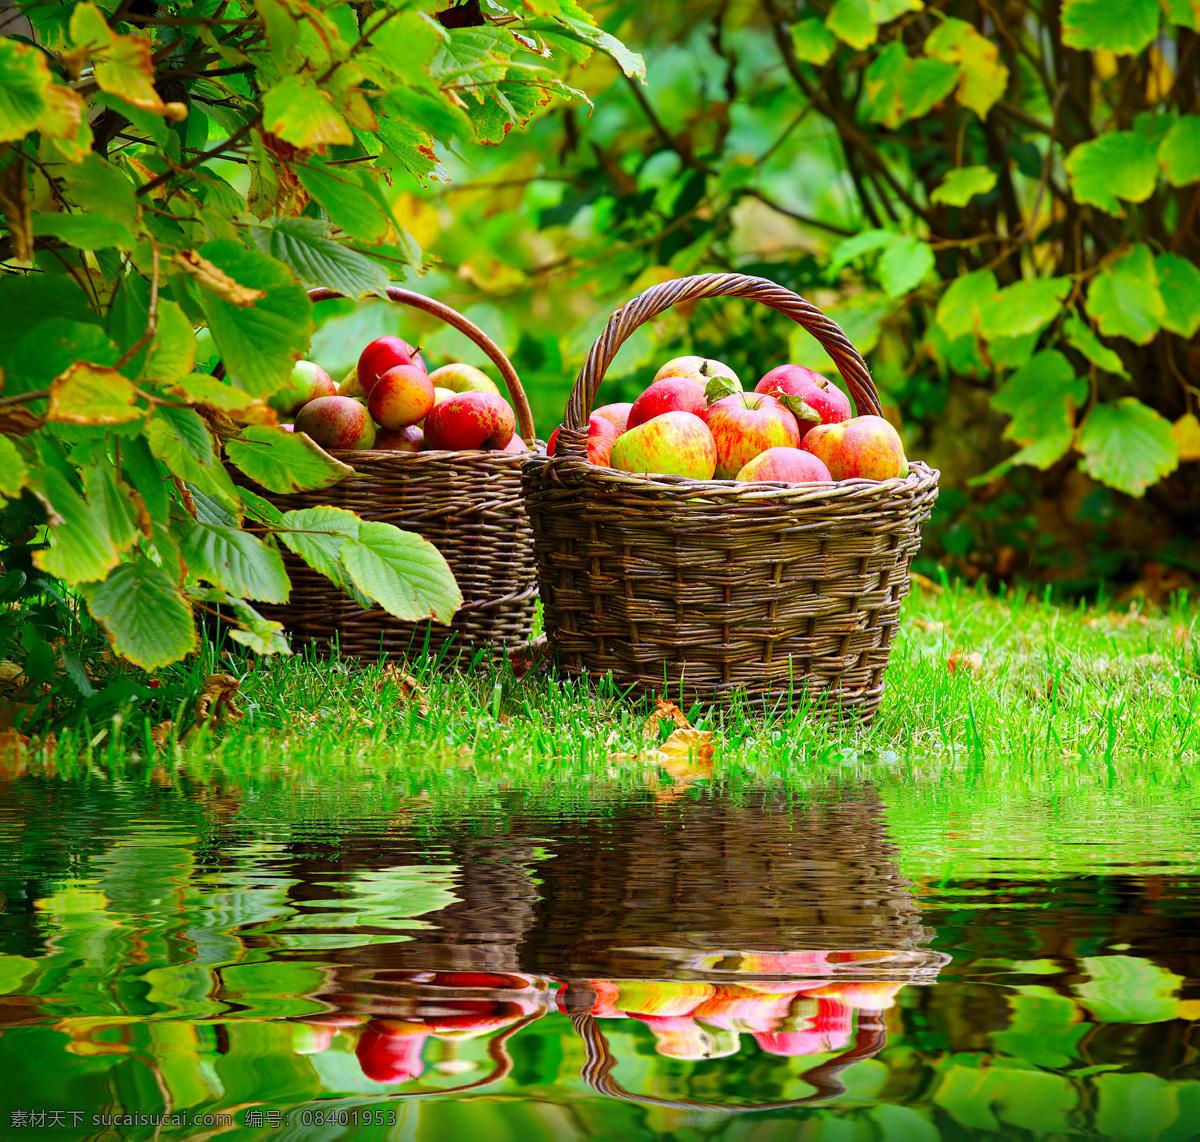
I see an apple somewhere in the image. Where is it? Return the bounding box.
[654,355,741,390]
[338,367,366,398]
[374,425,424,452]
[368,364,435,430]
[735,446,832,483]
[801,414,908,480]
[627,377,708,430]
[423,391,515,450]
[357,336,426,394]
[547,413,621,466]
[428,362,501,396]
[755,365,852,440]
[501,436,530,454]
[706,392,800,479]
[594,402,634,433]
[294,395,377,450]
[609,411,717,480]
[432,385,457,406]
[268,360,337,416]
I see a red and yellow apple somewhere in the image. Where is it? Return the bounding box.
[654,355,740,390]
[755,365,851,440]
[268,360,336,416]
[374,424,424,452]
[423,391,516,450]
[609,411,717,480]
[735,446,832,483]
[706,392,800,479]
[368,364,435,430]
[801,414,908,480]
[338,367,366,398]
[357,335,426,394]
[627,377,709,429]
[294,395,377,450]
[428,362,501,396]
[547,413,621,466]
[593,402,634,434]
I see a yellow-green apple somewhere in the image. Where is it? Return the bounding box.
[594,402,634,433]
[424,391,515,450]
[547,413,621,466]
[374,425,424,452]
[268,360,336,416]
[654,355,741,390]
[627,377,708,429]
[735,446,832,483]
[610,411,717,479]
[294,395,377,450]
[706,392,801,479]
[801,414,908,480]
[338,367,365,398]
[368,364,435,430]
[432,385,457,405]
[755,365,851,441]
[428,362,501,396]
[357,336,426,394]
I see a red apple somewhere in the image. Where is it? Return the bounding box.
[355,1020,428,1083]
[501,436,530,454]
[627,377,708,430]
[754,365,852,440]
[294,395,377,450]
[357,336,426,394]
[268,360,337,416]
[423,391,515,450]
[654,355,741,390]
[706,392,800,479]
[801,414,908,480]
[374,425,424,452]
[428,362,500,396]
[593,402,634,434]
[735,446,832,483]
[547,413,621,466]
[368,364,434,430]
[609,411,717,480]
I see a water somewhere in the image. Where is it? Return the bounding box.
[2,769,1199,1140]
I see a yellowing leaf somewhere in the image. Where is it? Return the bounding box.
[1172,413,1200,462]
[34,84,85,141]
[262,75,354,151]
[925,17,1009,119]
[0,38,52,144]
[826,0,877,51]
[931,165,997,206]
[48,362,142,425]
[173,250,266,307]
[68,2,115,53]
[95,35,187,120]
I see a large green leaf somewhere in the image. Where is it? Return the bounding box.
[277,505,369,605]
[176,519,291,604]
[936,269,998,341]
[32,212,136,250]
[297,159,392,244]
[80,558,197,670]
[81,465,142,554]
[62,153,139,232]
[1158,115,1200,185]
[991,351,1086,445]
[341,521,462,623]
[1,319,118,389]
[262,75,354,150]
[559,18,646,81]
[0,275,96,337]
[250,218,390,298]
[146,405,243,509]
[1062,315,1129,378]
[1078,399,1178,496]
[143,300,196,384]
[931,166,997,207]
[0,437,29,499]
[0,38,51,144]
[1155,252,1200,337]
[1061,0,1160,54]
[878,237,933,297]
[47,362,142,425]
[225,425,353,494]
[978,277,1069,341]
[1085,245,1165,344]
[28,462,120,585]
[828,228,896,273]
[1064,132,1159,215]
[195,240,314,396]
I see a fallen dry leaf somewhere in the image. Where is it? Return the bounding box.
[149,720,173,749]
[0,405,46,436]
[645,698,691,738]
[910,572,944,595]
[1117,563,1194,608]
[656,726,714,778]
[0,660,26,686]
[0,729,29,779]
[379,663,429,716]
[509,634,550,679]
[912,618,946,634]
[192,674,243,734]
[947,650,983,678]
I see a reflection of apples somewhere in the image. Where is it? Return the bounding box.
[357,336,426,394]
[294,395,377,450]
[654,355,741,390]
[752,997,853,1057]
[755,365,851,440]
[801,415,908,480]
[609,411,717,480]
[735,446,832,483]
[428,363,500,396]
[355,1020,428,1083]
[594,402,634,433]
[627,377,708,429]
[706,393,800,479]
[632,1014,739,1060]
[368,364,435,430]
[424,392,515,450]
[374,425,424,452]
[547,413,621,466]
[268,360,336,416]
[609,980,715,1017]
[810,982,903,1010]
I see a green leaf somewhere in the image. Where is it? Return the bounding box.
[924,17,1009,120]
[147,405,243,509]
[931,166,997,207]
[878,237,934,297]
[1,319,117,389]
[377,117,446,181]
[1164,0,1199,26]
[991,350,1087,445]
[1085,245,1165,344]
[176,520,291,604]
[224,597,292,656]
[828,228,896,273]
[1078,399,1178,496]
[341,521,462,623]
[32,212,136,250]
[195,240,314,397]
[936,269,998,341]
[978,277,1069,341]
[167,373,260,414]
[559,18,646,81]
[277,505,367,603]
[62,153,139,232]
[143,300,197,384]
[80,558,197,670]
[28,462,120,585]
[1062,315,1129,377]
[864,42,958,129]
[1075,956,1183,1023]
[81,465,141,554]
[1061,0,1161,54]
[1155,253,1200,337]
[262,75,354,151]
[249,218,391,299]
[1064,132,1159,215]
[826,0,877,50]
[972,430,1076,484]
[1158,115,1200,185]
[381,87,470,145]
[0,275,96,337]
[297,159,392,244]
[791,18,837,64]
[225,426,354,494]
[239,487,285,527]
[0,38,51,144]
[48,362,141,425]
[0,437,29,498]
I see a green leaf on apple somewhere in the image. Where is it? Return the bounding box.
[1078,398,1179,497]
[704,375,741,405]
[776,392,822,423]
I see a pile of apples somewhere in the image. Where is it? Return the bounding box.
[548,356,908,483]
[271,336,525,454]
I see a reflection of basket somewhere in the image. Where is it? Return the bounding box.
[522,273,939,719]
[231,286,541,662]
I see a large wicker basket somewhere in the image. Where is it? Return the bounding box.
[234,286,540,662]
[522,273,939,721]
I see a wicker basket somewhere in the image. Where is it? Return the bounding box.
[521,273,939,721]
[233,286,540,662]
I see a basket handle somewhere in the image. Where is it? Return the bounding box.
[308,286,537,445]
[559,272,880,458]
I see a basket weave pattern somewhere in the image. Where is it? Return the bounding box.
[522,274,939,719]
[234,287,540,662]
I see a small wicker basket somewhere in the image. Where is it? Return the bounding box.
[234,286,541,662]
[521,273,939,721]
